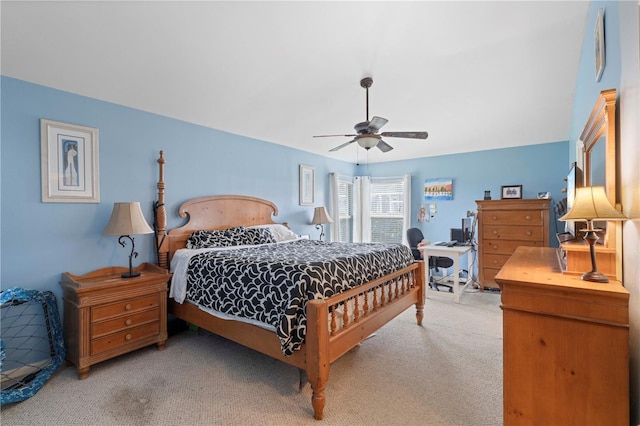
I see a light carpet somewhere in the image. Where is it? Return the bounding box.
[1,290,503,426]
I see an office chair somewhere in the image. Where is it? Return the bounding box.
[406,228,454,292]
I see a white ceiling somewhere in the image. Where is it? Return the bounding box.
[1,1,589,164]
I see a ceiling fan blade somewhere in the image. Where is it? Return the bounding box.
[366,116,388,133]
[329,139,357,152]
[380,131,429,139]
[376,140,394,152]
[313,134,358,138]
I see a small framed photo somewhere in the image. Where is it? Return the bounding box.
[299,164,315,206]
[594,8,605,82]
[501,185,522,199]
[41,119,100,203]
[537,191,551,199]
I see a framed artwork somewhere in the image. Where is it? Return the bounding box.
[594,8,605,82]
[299,164,315,206]
[501,185,523,199]
[424,178,453,201]
[41,119,100,203]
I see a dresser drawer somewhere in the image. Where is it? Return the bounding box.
[91,308,160,339]
[91,294,159,322]
[481,268,501,288]
[91,322,160,355]
[482,239,543,255]
[483,209,544,225]
[483,225,543,242]
[482,253,512,270]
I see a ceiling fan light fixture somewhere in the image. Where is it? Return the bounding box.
[356,135,379,150]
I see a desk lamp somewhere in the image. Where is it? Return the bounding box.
[103,202,154,278]
[311,206,333,241]
[559,186,626,283]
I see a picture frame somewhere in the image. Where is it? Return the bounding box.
[594,8,605,82]
[299,164,315,206]
[424,178,453,201]
[41,119,100,203]
[501,185,522,199]
[537,191,551,199]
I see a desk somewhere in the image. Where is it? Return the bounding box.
[419,244,473,303]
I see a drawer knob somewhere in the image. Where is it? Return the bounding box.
[125,304,132,311]
[526,231,532,236]
[492,230,498,235]
[125,319,133,326]
[492,259,498,264]
[525,215,531,220]
[125,334,132,341]
[491,215,497,220]
[492,245,498,249]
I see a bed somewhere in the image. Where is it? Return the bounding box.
[154,151,425,420]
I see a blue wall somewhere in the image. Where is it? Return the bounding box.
[1,76,569,302]
[361,142,569,245]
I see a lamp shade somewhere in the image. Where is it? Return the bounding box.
[559,186,627,222]
[311,206,333,225]
[102,202,154,236]
[356,135,380,150]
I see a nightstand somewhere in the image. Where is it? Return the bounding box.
[60,263,169,379]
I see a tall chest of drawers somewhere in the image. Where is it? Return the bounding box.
[476,199,550,289]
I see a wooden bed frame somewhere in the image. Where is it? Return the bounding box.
[154,151,425,420]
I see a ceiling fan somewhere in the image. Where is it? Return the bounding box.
[313,77,428,153]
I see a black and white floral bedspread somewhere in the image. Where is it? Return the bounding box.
[182,239,414,355]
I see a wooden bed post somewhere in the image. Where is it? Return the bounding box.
[415,260,426,326]
[305,299,330,420]
[156,151,169,269]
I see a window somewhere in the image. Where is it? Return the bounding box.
[369,177,406,244]
[336,179,353,242]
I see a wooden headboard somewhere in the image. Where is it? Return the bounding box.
[155,151,279,268]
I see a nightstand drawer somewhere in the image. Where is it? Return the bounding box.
[91,308,160,338]
[483,225,543,242]
[484,210,544,225]
[91,294,159,322]
[91,322,160,355]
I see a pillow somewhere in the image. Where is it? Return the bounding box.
[241,227,277,245]
[248,224,298,242]
[186,226,248,249]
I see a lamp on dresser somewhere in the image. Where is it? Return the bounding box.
[311,206,333,241]
[559,186,627,282]
[103,202,154,278]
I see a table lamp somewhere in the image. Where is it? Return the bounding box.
[103,202,154,278]
[311,206,333,241]
[559,186,626,282]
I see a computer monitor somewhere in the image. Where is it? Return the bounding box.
[450,228,465,244]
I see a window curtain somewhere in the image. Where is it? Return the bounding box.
[353,176,371,242]
[402,174,411,246]
[328,173,340,242]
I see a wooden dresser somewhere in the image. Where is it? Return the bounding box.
[495,246,629,426]
[476,199,550,289]
[60,263,169,379]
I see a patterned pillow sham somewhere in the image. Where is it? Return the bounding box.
[186,226,276,249]
[186,227,248,249]
[241,227,277,245]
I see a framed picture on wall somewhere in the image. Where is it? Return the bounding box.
[501,185,522,199]
[299,164,315,206]
[594,8,605,82]
[41,119,100,203]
